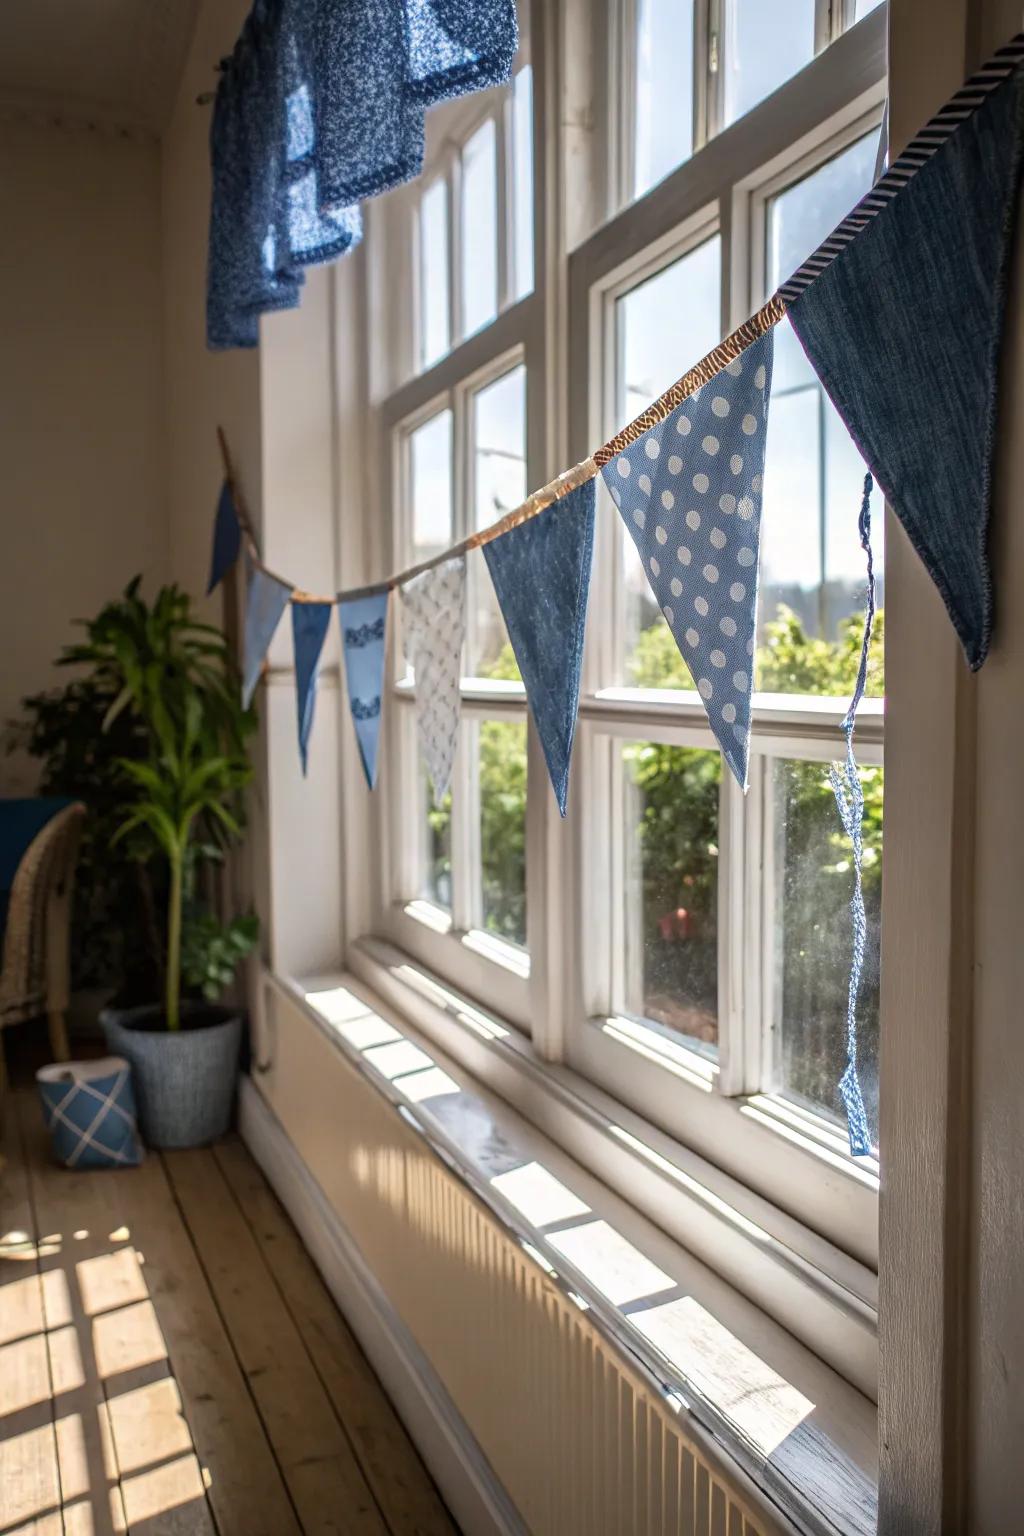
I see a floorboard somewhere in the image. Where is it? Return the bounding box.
[0,1099,62,1535]
[163,1146,391,1536]
[0,1087,456,1536]
[213,1136,458,1536]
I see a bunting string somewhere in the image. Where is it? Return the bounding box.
[208,30,1024,1155]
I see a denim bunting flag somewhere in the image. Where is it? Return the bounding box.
[483,480,596,815]
[338,590,389,789]
[401,557,466,803]
[292,601,333,775]
[787,68,1024,669]
[602,329,775,788]
[207,481,242,595]
[242,567,293,709]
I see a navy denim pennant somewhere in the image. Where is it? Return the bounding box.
[292,601,333,775]
[602,329,775,788]
[483,480,596,815]
[787,69,1024,669]
[207,481,242,595]
[242,568,292,708]
[338,590,389,790]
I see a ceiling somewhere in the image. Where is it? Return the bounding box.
[0,0,200,133]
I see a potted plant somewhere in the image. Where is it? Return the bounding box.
[8,579,258,1146]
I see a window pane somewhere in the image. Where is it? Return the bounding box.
[461,117,498,337]
[470,366,526,679]
[771,757,882,1149]
[634,0,694,198]
[419,768,453,910]
[512,68,535,300]
[410,409,453,558]
[419,179,450,369]
[854,0,885,18]
[759,133,885,696]
[620,741,720,1051]
[722,0,816,128]
[616,239,721,684]
[478,719,527,946]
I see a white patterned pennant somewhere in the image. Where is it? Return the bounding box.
[401,556,467,802]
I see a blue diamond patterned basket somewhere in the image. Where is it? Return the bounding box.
[36,1057,143,1169]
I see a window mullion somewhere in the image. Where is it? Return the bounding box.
[496,100,512,310]
[756,752,780,1097]
[705,0,724,142]
[715,756,747,1095]
[449,151,464,346]
[693,0,715,152]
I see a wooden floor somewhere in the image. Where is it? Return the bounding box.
[0,1087,459,1536]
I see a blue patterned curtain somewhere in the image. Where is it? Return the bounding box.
[208,0,517,348]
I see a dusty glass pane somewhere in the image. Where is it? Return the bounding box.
[512,67,535,300]
[722,0,816,128]
[620,741,720,1051]
[634,0,695,197]
[470,366,526,679]
[419,769,453,910]
[478,718,527,946]
[420,178,450,369]
[771,757,882,1148]
[616,237,721,685]
[461,117,498,337]
[759,132,884,695]
[410,409,453,558]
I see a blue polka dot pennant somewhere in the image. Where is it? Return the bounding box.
[601,329,775,787]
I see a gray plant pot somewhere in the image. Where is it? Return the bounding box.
[100,1003,242,1149]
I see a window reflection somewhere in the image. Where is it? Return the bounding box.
[760,132,884,693]
[461,118,498,337]
[616,239,722,677]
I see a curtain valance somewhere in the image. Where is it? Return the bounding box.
[207,0,518,349]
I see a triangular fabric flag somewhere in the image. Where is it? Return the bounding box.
[291,602,333,775]
[786,67,1024,670]
[338,590,390,789]
[207,481,242,595]
[483,480,596,815]
[601,327,775,788]
[400,556,466,803]
[242,567,292,709]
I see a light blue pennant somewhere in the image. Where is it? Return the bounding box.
[483,479,596,815]
[602,328,775,788]
[207,481,242,595]
[338,590,389,789]
[292,602,333,775]
[242,567,292,708]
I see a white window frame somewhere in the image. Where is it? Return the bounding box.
[353,0,891,1391]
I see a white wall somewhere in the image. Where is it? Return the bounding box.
[0,111,165,790]
[160,0,261,601]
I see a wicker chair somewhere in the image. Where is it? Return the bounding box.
[0,802,86,1091]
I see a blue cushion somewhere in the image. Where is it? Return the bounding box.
[37,1057,143,1169]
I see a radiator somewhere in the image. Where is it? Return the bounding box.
[250,980,786,1536]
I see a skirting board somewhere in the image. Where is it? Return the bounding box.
[238,1076,527,1536]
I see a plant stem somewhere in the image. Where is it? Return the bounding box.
[166,846,183,1031]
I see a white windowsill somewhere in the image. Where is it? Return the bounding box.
[269,960,879,1536]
